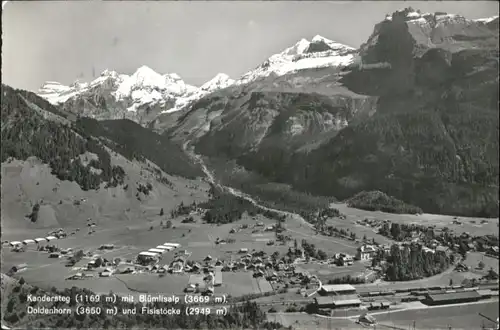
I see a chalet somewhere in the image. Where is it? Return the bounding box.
[356,245,377,261]
[173,256,185,264]
[204,255,213,262]
[379,245,391,253]
[99,244,115,250]
[204,287,214,296]
[336,254,354,266]
[22,239,35,245]
[49,252,60,258]
[45,236,57,241]
[9,241,22,247]
[66,273,83,280]
[486,246,499,257]
[99,271,112,277]
[171,261,184,273]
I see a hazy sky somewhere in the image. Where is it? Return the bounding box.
[2,1,498,91]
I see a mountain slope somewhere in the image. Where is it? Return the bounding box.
[1,84,206,232]
[183,9,499,217]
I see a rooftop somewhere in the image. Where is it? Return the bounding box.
[315,295,362,306]
[427,291,481,302]
[320,284,356,292]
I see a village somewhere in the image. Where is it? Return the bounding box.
[4,208,498,316]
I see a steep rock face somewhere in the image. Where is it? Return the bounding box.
[194,92,376,160]
[284,9,499,217]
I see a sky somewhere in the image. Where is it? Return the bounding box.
[2,1,498,91]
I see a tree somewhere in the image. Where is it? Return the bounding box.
[478,261,485,269]
[166,220,172,229]
[458,242,468,259]
[29,203,40,222]
[317,249,327,260]
[390,223,401,240]
[7,298,15,313]
[449,278,453,286]
[160,208,164,216]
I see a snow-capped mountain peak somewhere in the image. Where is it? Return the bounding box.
[237,35,356,84]
[311,35,330,43]
[200,73,235,92]
[281,38,310,56]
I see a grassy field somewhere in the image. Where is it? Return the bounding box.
[462,252,499,276]
[333,203,499,237]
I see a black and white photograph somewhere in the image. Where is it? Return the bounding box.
[1,1,499,329]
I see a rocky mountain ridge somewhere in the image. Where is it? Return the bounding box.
[37,35,356,126]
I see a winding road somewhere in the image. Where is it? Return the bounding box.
[183,142,313,228]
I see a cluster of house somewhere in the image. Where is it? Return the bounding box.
[183,265,223,295]
[136,242,181,265]
[229,221,270,234]
[7,229,68,251]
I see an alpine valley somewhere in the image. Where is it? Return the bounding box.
[10,8,500,218]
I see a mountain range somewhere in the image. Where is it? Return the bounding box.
[4,8,499,218]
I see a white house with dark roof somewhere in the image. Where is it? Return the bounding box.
[356,245,377,260]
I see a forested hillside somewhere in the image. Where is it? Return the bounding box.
[1,85,203,193]
[75,118,203,180]
[1,85,125,190]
